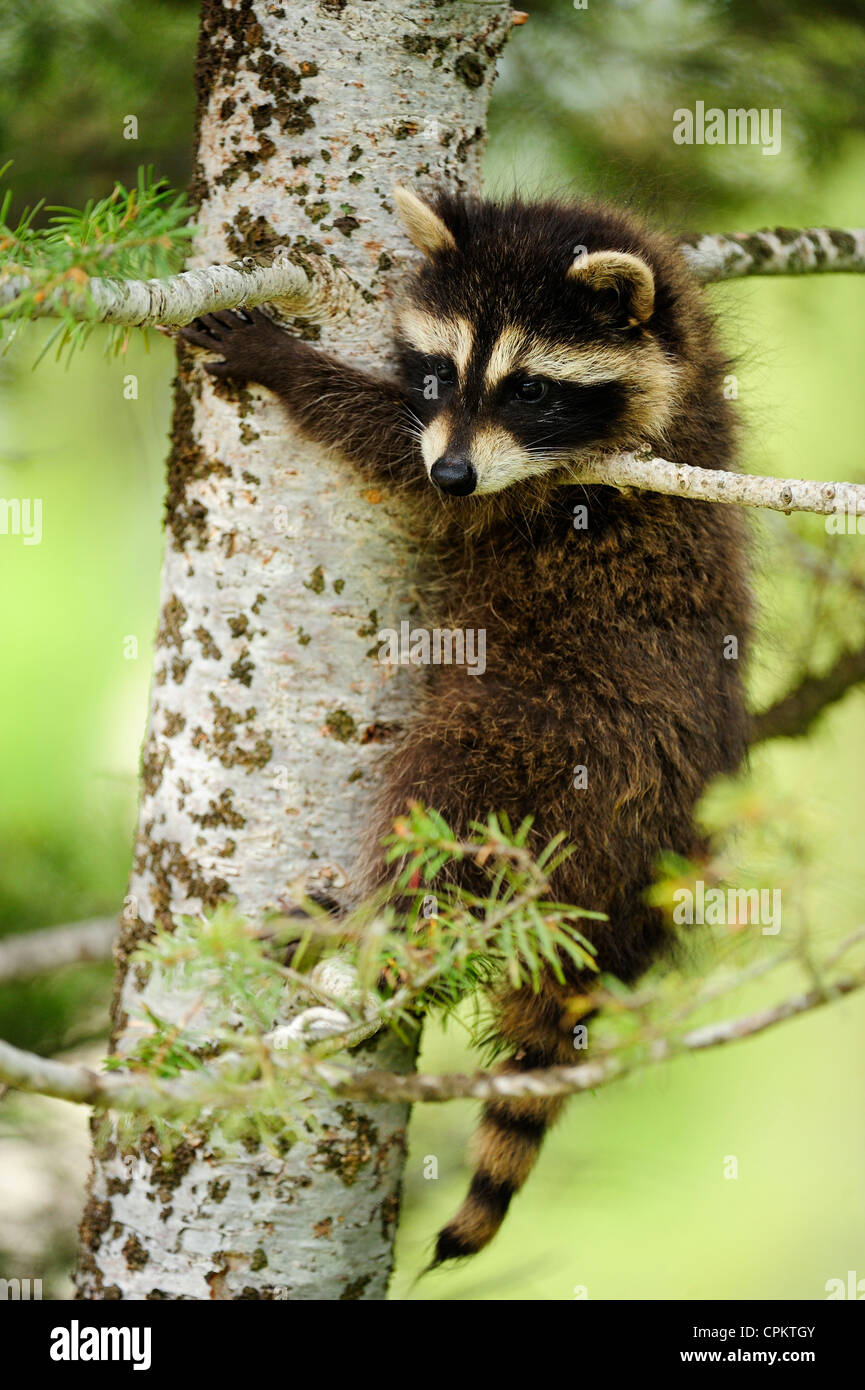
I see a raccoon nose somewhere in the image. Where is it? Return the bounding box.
[430,455,477,497]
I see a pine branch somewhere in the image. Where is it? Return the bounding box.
[0,249,360,328]
[0,916,117,984]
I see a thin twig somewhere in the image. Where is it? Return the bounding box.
[315,972,865,1104]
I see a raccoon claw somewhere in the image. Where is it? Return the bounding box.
[177,307,280,382]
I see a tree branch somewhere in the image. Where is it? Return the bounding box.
[2,966,862,1116]
[574,452,865,517]
[0,916,117,984]
[2,226,862,330]
[678,226,865,281]
[0,250,359,327]
[750,643,865,743]
[318,971,865,1103]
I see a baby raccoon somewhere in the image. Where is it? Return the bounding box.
[180,188,751,1267]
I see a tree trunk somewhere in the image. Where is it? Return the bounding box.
[76,0,512,1301]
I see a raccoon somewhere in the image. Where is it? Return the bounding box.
[180,188,751,1267]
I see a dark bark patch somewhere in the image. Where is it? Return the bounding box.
[360,721,402,744]
[159,595,188,653]
[141,732,171,799]
[189,790,247,830]
[455,52,486,88]
[223,207,279,257]
[324,709,357,742]
[455,126,484,164]
[140,838,232,921]
[163,710,187,738]
[339,1273,373,1300]
[312,1108,378,1185]
[123,1234,150,1270]
[165,354,229,552]
[230,650,255,686]
[218,139,276,190]
[192,693,272,771]
[195,626,223,661]
[142,1132,200,1205]
[79,1196,112,1252]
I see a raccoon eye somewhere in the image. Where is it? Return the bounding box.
[434,360,456,385]
[513,376,548,403]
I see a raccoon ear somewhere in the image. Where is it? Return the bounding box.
[567,250,655,326]
[393,185,457,258]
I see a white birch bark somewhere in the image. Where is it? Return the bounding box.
[76,0,513,1301]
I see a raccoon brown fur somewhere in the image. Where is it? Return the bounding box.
[180,188,751,1267]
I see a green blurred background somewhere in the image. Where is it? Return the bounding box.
[0,0,864,1300]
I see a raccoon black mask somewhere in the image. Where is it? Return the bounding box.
[392,185,681,497]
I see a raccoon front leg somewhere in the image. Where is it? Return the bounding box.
[179,308,421,486]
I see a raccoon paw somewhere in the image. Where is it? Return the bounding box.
[178,307,289,383]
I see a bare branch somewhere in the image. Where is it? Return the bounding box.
[0,250,359,328]
[574,451,865,518]
[318,971,865,1104]
[750,643,865,743]
[0,916,117,984]
[2,966,862,1116]
[679,227,865,281]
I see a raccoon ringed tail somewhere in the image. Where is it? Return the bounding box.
[431,985,580,1267]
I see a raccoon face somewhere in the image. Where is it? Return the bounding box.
[392,186,682,498]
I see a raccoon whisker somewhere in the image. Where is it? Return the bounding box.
[402,405,426,432]
[397,423,424,442]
